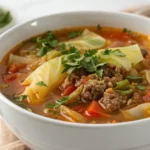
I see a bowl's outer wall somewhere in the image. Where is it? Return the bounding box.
[0,11,150,150]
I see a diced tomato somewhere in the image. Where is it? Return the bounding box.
[9,63,26,73]
[4,74,17,82]
[146,55,150,62]
[63,85,77,96]
[85,100,110,118]
[143,92,150,102]
[72,106,86,113]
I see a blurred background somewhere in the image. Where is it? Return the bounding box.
[0,0,150,23]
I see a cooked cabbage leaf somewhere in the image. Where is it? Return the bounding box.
[97,44,143,71]
[62,29,106,50]
[121,103,150,120]
[21,56,67,104]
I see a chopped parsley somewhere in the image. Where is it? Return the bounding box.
[97,24,102,30]
[36,81,48,87]
[68,31,82,39]
[61,46,107,78]
[46,96,69,108]
[123,28,136,36]
[36,31,58,57]
[17,95,27,101]
[101,49,126,57]
[116,89,133,96]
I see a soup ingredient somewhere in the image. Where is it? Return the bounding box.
[63,85,77,96]
[46,97,69,108]
[97,24,102,30]
[17,95,27,101]
[9,63,26,73]
[100,88,128,112]
[126,75,143,80]
[36,31,58,57]
[65,85,83,104]
[63,29,106,50]
[0,83,9,88]
[136,84,145,91]
[86,100,110,117]
[46,50,61,60]
[9,54,38,65]
[121,103,150,120]
[145,70,150,84]
[21,56,67,104]
[60,105,86,122]
[0,8,12,28]
[36,81,48,87]
[98,44,143,71]
[123,28,136,36]
[68,31,82,38]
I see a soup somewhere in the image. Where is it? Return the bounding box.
[0,26,150,124]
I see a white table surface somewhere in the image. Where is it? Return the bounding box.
[0,0,150,23]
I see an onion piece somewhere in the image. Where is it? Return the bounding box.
[60,105,86,123]
[121,103,150,120]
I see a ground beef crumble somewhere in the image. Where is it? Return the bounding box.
[100,88,128,112]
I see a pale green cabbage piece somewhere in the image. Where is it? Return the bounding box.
[9,54,38,65]
[121,103,150,120]
[97,44,143,71]
[62,29,106,50]
[21,56,67,104]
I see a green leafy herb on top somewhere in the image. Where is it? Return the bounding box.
[101,49,126,57]
[36,31,58,57]
[123,28,136,36]
[0,8,12,28]
[61,45,107,78]
[17,95,27,101]
[36,81,48,87]
[46,96,69,108]
[68,31,82,39]
[126,75,143,80]
[97,24,102,30]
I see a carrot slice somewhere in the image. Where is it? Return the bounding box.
[63,85,77,96]
[86,100,110,118]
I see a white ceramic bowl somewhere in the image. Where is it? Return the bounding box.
[0,11,150,150]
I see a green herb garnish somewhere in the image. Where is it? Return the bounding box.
[136,84,146,91]
[68,31,82,38]
[97,24,102,30]
[101,49,126,57]
[61,46,107,78]
[36,81,48,87]
[36,31,58,57]
[46,96,69,108]
[17,95,27,101]
[126,75,143,80]
[123,28,136,36]
[0,8,12,28]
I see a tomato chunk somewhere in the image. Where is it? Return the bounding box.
[4,74,17,82]
[143,91,150,102]
[85,100,110,118]
[9,63,26,73]
[63,85,77,96]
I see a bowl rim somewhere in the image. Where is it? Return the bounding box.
[0,10,150,128]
